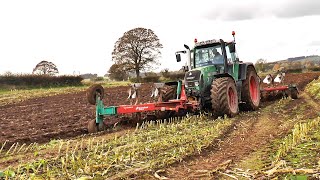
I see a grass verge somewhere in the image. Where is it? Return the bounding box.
[305,76,320,99]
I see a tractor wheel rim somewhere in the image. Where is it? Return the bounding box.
[250,76,258,104]
[228,87,237,111]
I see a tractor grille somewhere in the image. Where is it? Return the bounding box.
[185,70,201,81]
[185,70,200,88]
[186,81,195,87]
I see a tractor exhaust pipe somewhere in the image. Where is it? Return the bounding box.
[184,44,191,71]
[175,44,191,71]
[220,39,228,74]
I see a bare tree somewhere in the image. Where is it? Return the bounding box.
[32,61,59,75]
[112,27,163,81]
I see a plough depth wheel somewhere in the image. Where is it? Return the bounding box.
[87,84,104,105]
[87,119,98,133]
[290,88,299,99]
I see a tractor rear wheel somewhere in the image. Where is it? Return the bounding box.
[211,77,239,118]
[87,119,98,133]
[87,84,104,105]
[241,66,260,111]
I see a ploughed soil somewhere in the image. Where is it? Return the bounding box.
[0,83,154,147]
[0,72,319,149]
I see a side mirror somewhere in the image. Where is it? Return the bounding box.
[184,44,190,50]
[228,43,236,53]
[176,54,181,62]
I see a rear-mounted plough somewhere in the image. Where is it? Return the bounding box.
[86,81,198,133]
[261,72,299,100]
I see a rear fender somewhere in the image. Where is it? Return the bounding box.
[239,63,258,81]
[213,73,234,80]
[165,81,179,86]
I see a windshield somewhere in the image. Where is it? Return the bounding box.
[194,45,223,68]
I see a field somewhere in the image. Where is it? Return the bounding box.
[0,72,320,179]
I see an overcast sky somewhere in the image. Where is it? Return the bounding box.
[0,0,320,76]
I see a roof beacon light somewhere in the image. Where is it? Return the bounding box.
[232,31,236,42]
[194,38,198,43]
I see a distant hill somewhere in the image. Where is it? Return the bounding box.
[287,55,320,62]
[267,55,320,64]
[257,55,320,73]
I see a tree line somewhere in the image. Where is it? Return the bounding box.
[255,58,320,73]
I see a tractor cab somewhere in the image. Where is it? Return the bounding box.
[192,38,238,70]
[176,37,238,75]
[194,43,224,67]
[175,37,239,100]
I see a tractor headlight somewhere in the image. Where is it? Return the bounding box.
[194,82,199,86]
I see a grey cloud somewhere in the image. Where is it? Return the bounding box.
[274,0,320,18]
[206,7,258,21]
[204,0,320,21]
[204,1,261,21]
[309,40,320,46]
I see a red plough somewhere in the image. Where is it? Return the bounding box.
[260,72,299,100]
[86,81,199,133]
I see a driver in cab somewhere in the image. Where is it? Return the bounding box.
[211,48,223,64]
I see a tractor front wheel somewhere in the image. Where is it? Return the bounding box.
[211,77,239,118]
[241,66,260,111]
[87,84,104,105]
[161,85,177,102]
[155,85,177,119]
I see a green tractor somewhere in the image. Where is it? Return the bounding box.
[85,32,261,133]
[175,31,260,117]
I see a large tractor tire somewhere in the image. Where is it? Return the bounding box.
[161,85,177,101]
[87,84,104,105]
[241,66,260,111]
[155,85,177,119]
[211,77,239,118]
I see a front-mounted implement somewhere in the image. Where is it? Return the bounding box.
[86,81,198,133]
